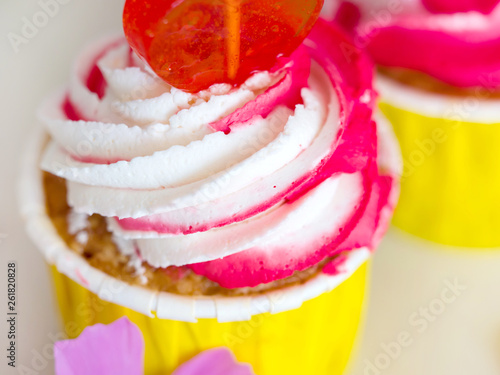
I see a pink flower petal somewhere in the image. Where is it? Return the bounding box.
[173,348,255,375]
[54,317,144,375]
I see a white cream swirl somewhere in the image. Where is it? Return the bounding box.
[39,35,369,274]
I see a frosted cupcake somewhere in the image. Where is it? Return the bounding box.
[20,1,400,374]
[329,0,500,247]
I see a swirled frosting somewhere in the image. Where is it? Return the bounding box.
[330,0,500,88]
[40,19,399,289]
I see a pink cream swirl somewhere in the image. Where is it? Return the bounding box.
[330,0,500,88]
[40,19,399,289]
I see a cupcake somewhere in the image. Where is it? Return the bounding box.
[20,1,400,374]
[329,0,500,247]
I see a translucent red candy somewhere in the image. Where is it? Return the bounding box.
[123,0,323,93]
[422,0,499,14]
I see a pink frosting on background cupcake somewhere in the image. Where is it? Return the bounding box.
[330,0,500,88]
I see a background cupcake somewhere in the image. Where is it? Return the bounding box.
[20,1,400,374]
[328,0,500,247]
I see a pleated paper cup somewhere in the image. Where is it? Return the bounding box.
[19,127,378,375]
[48,264,367,375]
[378,74,500,247]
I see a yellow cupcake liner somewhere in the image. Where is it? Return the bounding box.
[377,75,500,247]
[50,263,367,375]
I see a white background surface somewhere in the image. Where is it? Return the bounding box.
[2,1,500,374]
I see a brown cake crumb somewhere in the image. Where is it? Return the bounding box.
[43,172,339,296]
[379,67,500,98]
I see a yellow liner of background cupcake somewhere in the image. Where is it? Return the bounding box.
[377,74,500,247]
[19,125,403,375]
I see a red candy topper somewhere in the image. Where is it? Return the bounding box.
[123,0,323,93]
